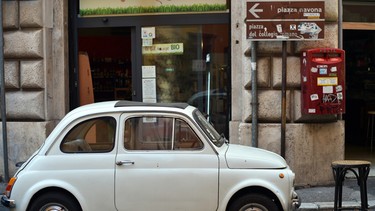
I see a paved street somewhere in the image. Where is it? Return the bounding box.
[296,176,375,204]
[297,176,375,210]
[0,183,8,211]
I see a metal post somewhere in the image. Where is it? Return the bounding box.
[338,0,343,49]
[251,41,258,147]
[0,0,9,182]
[281,41,287,158]
[337,0,343,121]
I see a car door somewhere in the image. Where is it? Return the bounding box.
[115,113,219,211]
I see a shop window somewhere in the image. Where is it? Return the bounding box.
[141,24,229,134]
[343,1,375,23]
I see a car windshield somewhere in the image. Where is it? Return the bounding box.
[193,109,226,147]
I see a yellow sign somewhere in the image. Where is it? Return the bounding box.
[142,43,184,55]
[317,77,338,86]
[80,0,227,16]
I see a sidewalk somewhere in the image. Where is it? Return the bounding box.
[296,176,375,210]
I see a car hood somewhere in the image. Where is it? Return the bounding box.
[225,144,287,169]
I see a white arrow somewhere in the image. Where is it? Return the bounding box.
[249,3,263,18]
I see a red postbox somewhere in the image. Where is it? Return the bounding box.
[301,48,345,114]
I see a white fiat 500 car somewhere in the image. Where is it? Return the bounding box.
[2,101,300,211]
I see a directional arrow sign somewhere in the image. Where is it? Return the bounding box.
[246,0,325,41]
[246,1,324,20]
[249,3,263,18]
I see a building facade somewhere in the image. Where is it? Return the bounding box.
[2,0,371,186]
[231,1,344,186]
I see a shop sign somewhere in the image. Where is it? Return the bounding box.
[142,43,184,55]
[80,0,227,16]
[246,0,325,41]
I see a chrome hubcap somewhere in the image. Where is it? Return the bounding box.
[240,204,268,211]
[41,204,67,211]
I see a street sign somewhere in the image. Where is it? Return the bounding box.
[246,1,325,41]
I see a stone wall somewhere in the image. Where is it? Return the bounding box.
[0,0,68,177]
[230,0,344,186]
[0,0,343,186]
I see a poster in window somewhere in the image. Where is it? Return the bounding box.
[142,78,156,99]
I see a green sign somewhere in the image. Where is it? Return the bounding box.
[142,43,184,55]
[80,0,227,16]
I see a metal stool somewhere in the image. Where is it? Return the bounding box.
[332,160,371,211]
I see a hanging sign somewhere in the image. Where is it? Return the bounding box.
[246,0,325,41]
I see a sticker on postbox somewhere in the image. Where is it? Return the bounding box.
[319,68,328,75]
[336,85,342,92]
[337,92,343,100]
[323,86,333,94]
[308,108,316,113]
[317,77,338,86]
[310,94,319,101]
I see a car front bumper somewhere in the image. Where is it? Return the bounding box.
[1,195,15,208]
[291,190,301,210]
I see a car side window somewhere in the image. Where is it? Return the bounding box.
[124,116,203,151]
[174,119,203,150]
[61,117,116,153]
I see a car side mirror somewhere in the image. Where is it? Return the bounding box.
[15,161,25,167]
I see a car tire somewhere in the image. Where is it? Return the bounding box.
[28,192,81,211]
[228,193,279,211]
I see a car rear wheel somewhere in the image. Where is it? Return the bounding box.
[28,192,81,211]
[228,193,279,211]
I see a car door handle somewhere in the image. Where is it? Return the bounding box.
[116,160,135,166]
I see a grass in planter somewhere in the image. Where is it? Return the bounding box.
[80,4,227,16]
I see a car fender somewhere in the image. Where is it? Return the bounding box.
[217,177,289,211]
[13,178,88,211]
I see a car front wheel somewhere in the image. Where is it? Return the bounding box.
[28,192,81,211]
[228,193,279,211]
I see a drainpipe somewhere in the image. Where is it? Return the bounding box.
[281,41,287,158]
[338,0,343,120]
[338,0,343,49]
[0,0,9,182]
[251,41,258,147]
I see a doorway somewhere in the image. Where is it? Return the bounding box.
[78,27,133,103]
[344,29,375,169]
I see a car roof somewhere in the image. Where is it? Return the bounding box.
[115,100,189,109]
[65,101,194,120]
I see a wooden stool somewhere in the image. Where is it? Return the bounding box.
[332,160,371,211]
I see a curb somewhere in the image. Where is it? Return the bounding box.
[298,200,375,210]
